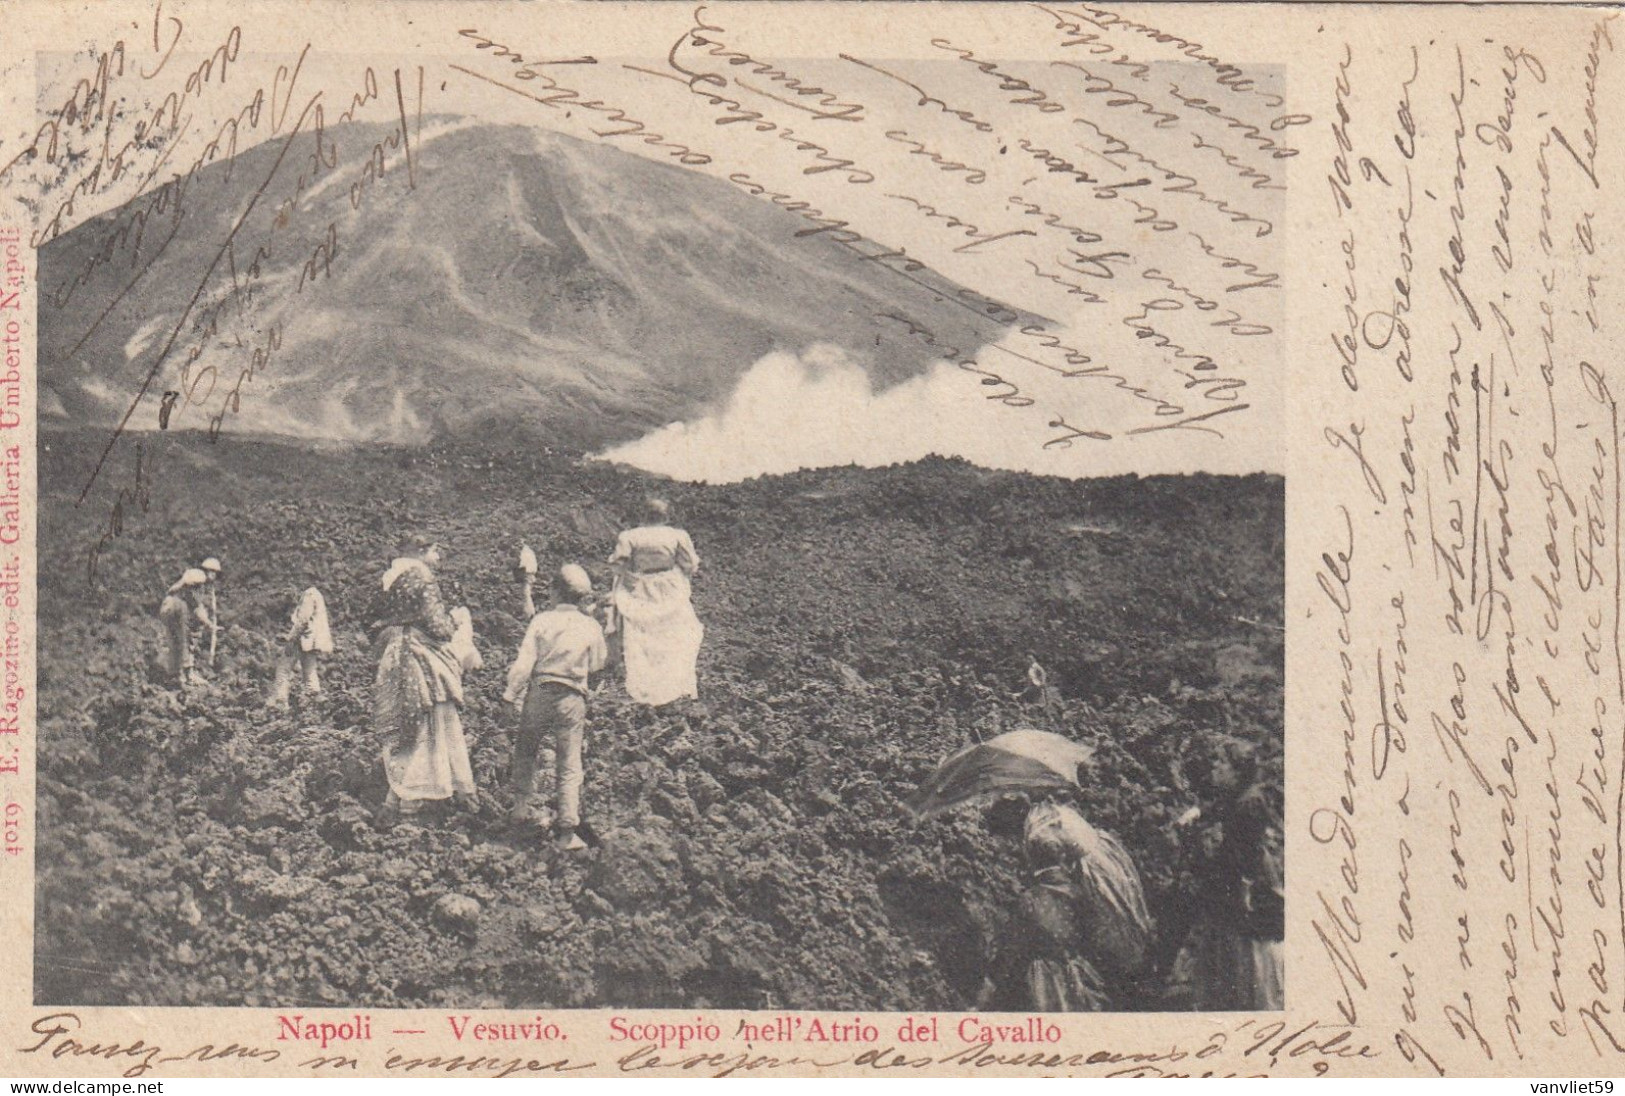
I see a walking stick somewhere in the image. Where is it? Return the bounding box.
[208,586,219,668]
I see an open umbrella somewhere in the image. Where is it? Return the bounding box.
[906,729,1095,818]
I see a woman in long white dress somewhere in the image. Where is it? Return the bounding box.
[609,498,704,707]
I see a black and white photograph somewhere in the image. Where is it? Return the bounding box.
[25,14,1285,1017]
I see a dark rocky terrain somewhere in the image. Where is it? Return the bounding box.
[36,429,1282,1010]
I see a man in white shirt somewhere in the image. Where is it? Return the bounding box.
[505,564,608,851]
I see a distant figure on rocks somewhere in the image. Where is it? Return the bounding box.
[515,544,540,609]
[158,568,214,687]
[979,796,1153,1012]
[1020,653,1064,722]
[609,498,703,707]
[505,563,608,852]
[269,585,334,709]
[372,533,477,819]
[1168,743,1284,1011]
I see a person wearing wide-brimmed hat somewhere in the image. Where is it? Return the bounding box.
[371,531,477,818]
[158,568,213,687]
[608,497,704,707]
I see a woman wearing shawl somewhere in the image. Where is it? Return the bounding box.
[1169,742,1285,1010]
[609,498,704,707]
[979,796,1153,1012]
[158,568,213,687]
[270,583,334,708]
[372,533,476,817]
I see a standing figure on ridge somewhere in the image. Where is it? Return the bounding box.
[979,795,1154,1012]
[609,498,703,708]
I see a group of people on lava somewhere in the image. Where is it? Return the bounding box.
[156,494,1280,1010]
[159,497,704,852]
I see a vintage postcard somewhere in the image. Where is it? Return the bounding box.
[0,0,1616,1080]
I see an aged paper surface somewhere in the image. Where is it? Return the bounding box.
[0,0,1618,1079]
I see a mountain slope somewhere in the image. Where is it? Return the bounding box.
[39,121,1039,449]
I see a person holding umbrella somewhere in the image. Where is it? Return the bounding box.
[975,793,1153,1012]
[907,729,1152,1012]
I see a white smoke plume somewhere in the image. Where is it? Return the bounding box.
[599,345,1040,483]
[599,344,1278,484]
